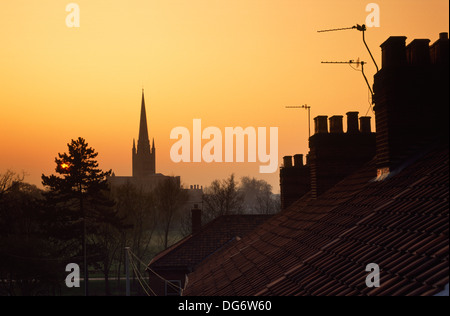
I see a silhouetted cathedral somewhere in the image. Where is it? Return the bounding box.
[132,90,156,177]
[109,90,180,192]
[109,90,203,207]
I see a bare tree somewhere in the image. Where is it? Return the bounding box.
[154,178,188,249]
[202,174,244,224]
[240,176,280,214]
[89,215,122,296]
[112,182,157,293]
[0,170,24,199]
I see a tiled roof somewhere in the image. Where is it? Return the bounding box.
[148,214,272,270]
[184,144,449,296]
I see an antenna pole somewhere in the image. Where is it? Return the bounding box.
[286,105,311,138]
[321,60,374,103]
[318,24,379,72]
[360,62,374,103]
[361,26,379,72]
[308,106,310,138]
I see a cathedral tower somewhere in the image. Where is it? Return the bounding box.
[132,90,156,177]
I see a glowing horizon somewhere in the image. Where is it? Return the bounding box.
[1,0,448,193]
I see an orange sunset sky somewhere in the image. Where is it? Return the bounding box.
[0,0,448,193]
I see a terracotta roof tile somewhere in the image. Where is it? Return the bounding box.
[184,145,449,296]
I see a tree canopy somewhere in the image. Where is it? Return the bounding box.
[41,137,124,295]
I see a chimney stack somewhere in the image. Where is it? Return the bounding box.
[314,116,328,134]
[346,112,359,133]
[293,154,304,167]
[406,39,431,65]
[283,156,293,168]
[280,154,310,209]
[191,205,201,235]
[329,116,344,133]
[374,33,449,174]
[359,117,372,133]
[309,113,376,199]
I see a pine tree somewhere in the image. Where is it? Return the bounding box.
[42,137,123,295]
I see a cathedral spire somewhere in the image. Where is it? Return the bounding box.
[133,89,156,177]
[139,89,150,144]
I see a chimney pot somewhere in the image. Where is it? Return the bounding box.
[293,154,304,167]
[380,36,407,68]
[191,207,202,235]
[314,116,328,134]
[406,39,431,65]
[359,116,372,133]
[329,116,344,133]
[346,112,359,133]
[283,156,293,168]
[431,32,449,65]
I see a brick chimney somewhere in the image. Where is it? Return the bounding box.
[430,32,449,65]
[359,117,372,133]
[314,116,328,134]
[329,116,344,133]
[283,156,293,168]
[293,154,304,167]
[191,205,202,235]
[373,33,449,175]
[380,36,407,68]
[407,39,431,65]
[346,112,359,133]
[309,113,376,198]
[280,153,310,209]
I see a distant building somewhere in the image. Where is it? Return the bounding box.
[132,91,156,178]
[107,91,196,199]
[108,90,203,217]
[109,90,179,191]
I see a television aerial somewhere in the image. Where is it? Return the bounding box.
[320,58,374,102]
[318,24,379,72]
